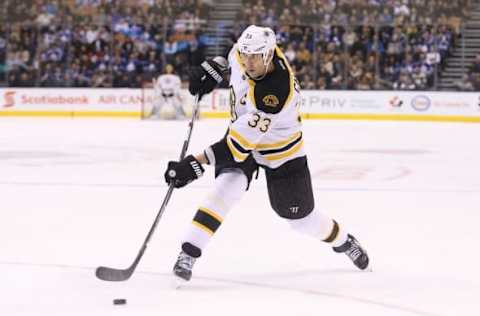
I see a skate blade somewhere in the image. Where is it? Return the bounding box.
[362,262,373,272]
[170,275,189,290]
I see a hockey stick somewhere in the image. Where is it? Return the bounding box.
[96,94,201,282]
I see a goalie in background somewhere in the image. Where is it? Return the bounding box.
[151,64,185,119]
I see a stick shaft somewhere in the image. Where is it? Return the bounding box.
[96,95,201,281]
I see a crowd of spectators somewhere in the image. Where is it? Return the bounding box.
[235,0,473,90]
[0,26,6,83]
[454,53,480,90]
[1,0,477,90]
[3,0,210,88]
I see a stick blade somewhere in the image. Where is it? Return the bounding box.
[95,266,132,282]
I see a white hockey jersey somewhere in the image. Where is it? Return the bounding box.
[225,44,305,169]
[156,74,181,97]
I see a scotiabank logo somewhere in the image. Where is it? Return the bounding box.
[3,91,16,108]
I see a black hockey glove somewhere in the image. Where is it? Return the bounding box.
[188,57,227,99]
[164,155,205,188]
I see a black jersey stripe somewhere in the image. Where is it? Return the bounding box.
[230,137,251,154]
[226,137,249,162]
[258,133,302,155]
[193,208,222,235]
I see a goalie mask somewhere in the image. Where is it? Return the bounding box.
[237,25,276,67]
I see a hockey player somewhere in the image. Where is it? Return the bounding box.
[164,25,370,281]
[152,64,185,119]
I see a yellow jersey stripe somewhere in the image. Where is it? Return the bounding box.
[257,131,302,150]
[198,207,223,223]
[264,139,304,161]
[247,78,256,108]
[229,128,257,149]
[192,220,214,235]
[227,137,249,162]
[235,49,246,72]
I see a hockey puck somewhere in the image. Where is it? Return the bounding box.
[113,299,127,305]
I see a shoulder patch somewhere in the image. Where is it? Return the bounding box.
[262,94,280,107]
[253,60,292,114]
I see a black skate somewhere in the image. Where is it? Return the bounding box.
[173,251,196,281]
[333,234,370,270]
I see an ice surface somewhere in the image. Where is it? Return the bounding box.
[1,118,479,316]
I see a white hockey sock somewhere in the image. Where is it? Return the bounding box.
[183,171,248,255]
[287,209,348,248]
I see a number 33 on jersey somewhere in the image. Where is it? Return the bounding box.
[226,44,304,169]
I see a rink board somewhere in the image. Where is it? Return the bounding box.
[1,88,479,122]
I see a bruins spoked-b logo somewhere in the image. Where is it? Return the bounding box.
[262,94,279,107]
